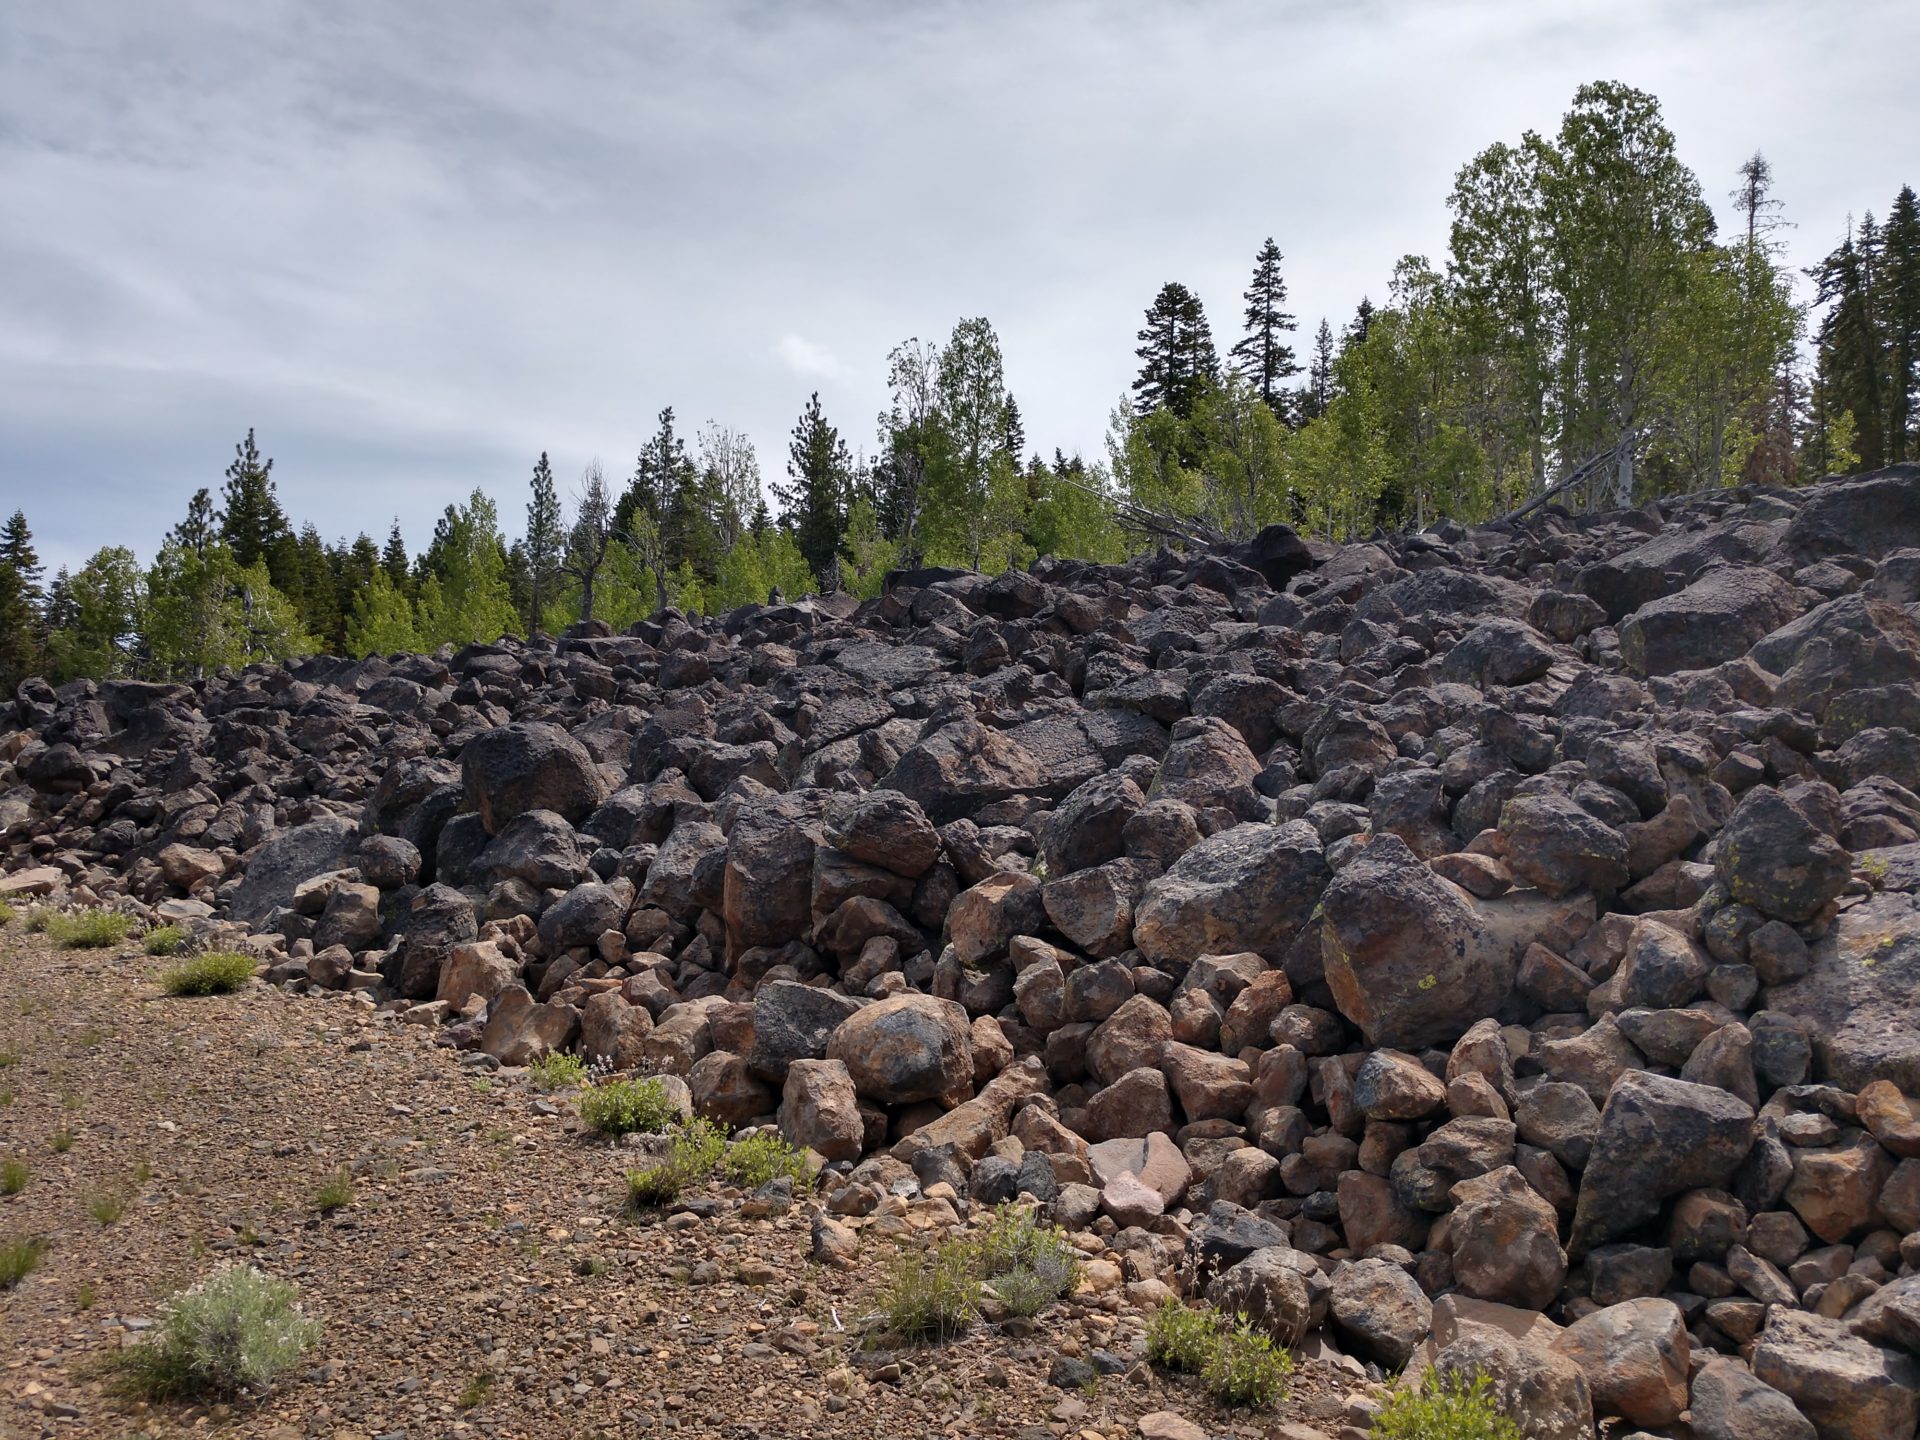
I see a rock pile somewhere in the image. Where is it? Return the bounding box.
[11,464,1920,1435]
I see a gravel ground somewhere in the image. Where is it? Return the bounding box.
[0,925,1350,1440]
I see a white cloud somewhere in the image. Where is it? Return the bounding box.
[774,333,846,382]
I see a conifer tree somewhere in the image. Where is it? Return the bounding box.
[1880,184,1920,463]
[1230,238,1300,417]
[0,510,42,687]
[1300,320,1336,422]
[562,462,618,624]
[776,392,852,588]
[170,489,222,556]
[1002,393,1027,465]
[523,451,565,633]
[218,429,291,575]
[382,520,410,588]
[1133,282,1219,419]
[1813,226,1887,472]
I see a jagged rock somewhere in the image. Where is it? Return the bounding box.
[1754,1308,1920,1440]
[821,789,940,878]
[1328,1256,1432,1370]
[1132,821,1328,968]
[1448,1164,1567,1310]
[462,721,606,834]
[1552,1298,1690,1429]
[1206,1248,1312,1348]
[1716,786,1853,923]
[1618,566,1804,678]
[230,815,359,923]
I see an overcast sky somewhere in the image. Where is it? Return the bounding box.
[4,1,1917,574]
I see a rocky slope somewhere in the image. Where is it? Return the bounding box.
[10,464,1920,1436]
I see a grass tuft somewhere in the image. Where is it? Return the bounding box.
[1374,1368,1524,1440]
[159,952,256,997]
[878,1239,978,1343]
[527,1052,587,1091]
[45,910,135,949]
[0,1237,45,1289]
[50,1129,73,1154]
[311,1169,354,1214]
[1202,1317,1292,1408]
[112,1265,320,1400]
[624,1120,728,1209]
[143,924,190,956]
[722,1131,810,1190]
[88,1190,130,1225]
[0,900,14,925]
[580,1076,681,1136]
[972,1204,1080,1318]
[1,1159,26,1196]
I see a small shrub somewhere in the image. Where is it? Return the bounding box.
[623,1120,728,1209]
[78,1280,98,1308]
[1,1159,26,1195]
[879,1239,978,1343]
[113,1265,320,1400]
[50,1129,73,1154]
[1145,1300,1222,1373]
[579,1076,680,1137]
[1203,1318,1292,1408]
[459,1371,495,1408]
[722,1132,810,1190]
[24,907,51,933]
[1374,1368,1523,1440]
[88,1189,130,1225]
[971,1204,1080,1318]
[311,1170,354,1214]
[143,925,190,956]
[0,1049,15,1067]
[0,1237,44,1288]
[0,900,14,925]
[528,1051,587,1091]
[160,952,256,997]
[45,910,135,949]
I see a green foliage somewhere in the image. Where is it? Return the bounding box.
[1134,281,1221,420]
[159,951,256,996]
[1374,1368,1524,1440]
[623,1120,729,1208]
[837,496,900,600]
[24,907,51,933]
[45,910,134,949]
[113,1265,321,1400]
[311,1169,354,1214]
[0,901,14,926]
[0,1237,44,1289]
[50,1129,73,1154]
[1,1159,27,1195]
[88,1188,130,1225]
[579,1076,681,1137]
[1145,1300,1224,1372]
[721,1131,810,1190]
[416,490,517,647]
[144,542,312,678]
[879,1238,979,1343]
[1202,1319,1293,1408]
[344,566,420,657]
[527,1052,587,1091]
[970,1204,1080,1317]
[143,925,189,956]
[46,546,144,681]
[775,392,853,587]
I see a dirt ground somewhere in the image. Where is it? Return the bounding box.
[0,923,1354,1440]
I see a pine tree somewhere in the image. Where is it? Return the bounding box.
[169,489,222,556]
[218,429,291,575]
[524,452,565,633]
[1229,238,1300,416]
[0,510,43,687]
[1132,282,1220,419]
[1300,319,1336,422]
[775,392,851,588]
[382,520,410,588]
[1731,151,1788,252]
[1002,393,1027,464]
[1344,297,1376,349]
[1813,226,1887,472]
[562,462,618,624]
[1879,184,1920,463]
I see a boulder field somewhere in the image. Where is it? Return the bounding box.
[11,464,1920,1435]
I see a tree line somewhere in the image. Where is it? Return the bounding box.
[2,81,1914,690]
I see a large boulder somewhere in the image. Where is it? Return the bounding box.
[1328,1257,1432,1371]
[821,789,940,878]
[1753,1308,1920,1440]
[779,1058,863,1162]
[1688,1359,1816,1440]
[1570,1072,1754,1257]
[229,815,359,924]
[1715,786,1852,924]
[825,993,973,1106]
[748,980,864,1084]
[879,718,1047,824]
[461,721,606,834]
[1321,835,1510,1049]
[723,791,825,955]
[1132,822,1328,969]
[1618,566,1804,678]
[1769,890,1920,1091]
[1552,1298,1690,1429]
[1785,465,1920,561]
[1448,1165,1567,1310]
[1040,771,1145,877]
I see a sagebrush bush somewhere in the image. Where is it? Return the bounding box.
[1374,1368,1523,1440]
[1145,1300,1222,1372]
[114,1265,320,1400]
[722,1131,809,1190]
[580,1076,680,1136]
[45,910,135,949]
[143,924,190,956]
[880,1239,978,1342]
[972,1204,1080,1318]
[624,1120,729,1209]
[527,1052,587,1091]
[160,952,256,996]
[1203,1318,1292,1408]
[0,1237,45,1289]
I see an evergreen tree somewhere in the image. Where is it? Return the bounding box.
[873,337,945,559]
[1132,282,1220,419]
[218,429,291,577]
[696,423,763,554]
[1229,238,1300,416]
[292,522,341,650]
[1813,225,1886,472]
[345,568,420,656]
[562,462,619,624]
[523,451,566,633]
[1301,319,1337,423]
[1344,297,1376,349]
[776,391,852,588]
[169,489,222,556]
[1002,393,1027,464]
[1880,184,1920,463]
[1731,151,1788,252]
[382,520,410,588]
[46,547,143,680]
[0,510,42,687]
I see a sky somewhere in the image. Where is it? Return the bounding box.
[3,0,1917,574]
